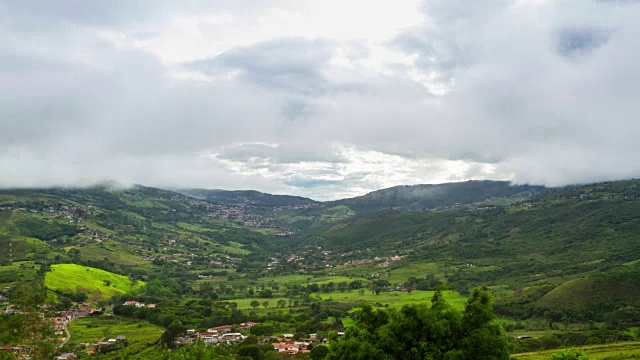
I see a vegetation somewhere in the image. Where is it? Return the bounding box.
[0,180,639,358]
[327,288,510,359]
[45,264,144,301]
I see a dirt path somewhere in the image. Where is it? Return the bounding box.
[59,317,74,348]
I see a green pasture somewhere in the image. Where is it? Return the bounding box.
[67,316,164,358]
[0,261,40,286]
[315,290,467,310]
[45,264,145,301]
[512,341,640,359]
[216,297,294,311]
[69,241,144,267]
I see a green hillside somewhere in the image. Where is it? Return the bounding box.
[45,264,145,301]
[2,180,640,358]
[308,180,640,318]
[328,180,549,213]
[537,268,640,309]
[177,188,318,207]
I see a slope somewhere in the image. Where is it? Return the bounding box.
[328,180,549,213]
[45,264,145,301]
[177,188,318,207]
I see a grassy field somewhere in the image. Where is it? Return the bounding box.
[67,316,164,359]
[315,290,467,310]
[216,297,297,312]
[512,341,640,359]
[537,274,640,309]
[69,241,144,267]
[0,261,40,287]
[45,264,145,301]
[0,236,53,263]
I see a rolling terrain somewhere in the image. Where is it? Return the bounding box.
[0,180,639,358]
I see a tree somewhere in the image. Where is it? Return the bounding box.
[262,301,269,308]
[250,300,260,309]
[277,299,287,308]
[310,345,330,360]
[161,321,185,348]
[327,288,510,360]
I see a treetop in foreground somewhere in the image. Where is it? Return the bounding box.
[327,288,510,360]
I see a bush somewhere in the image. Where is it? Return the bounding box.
[549,349,588,360]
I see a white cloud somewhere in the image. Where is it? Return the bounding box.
[1,0,640,200]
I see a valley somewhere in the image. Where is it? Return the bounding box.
[0,180,639,359]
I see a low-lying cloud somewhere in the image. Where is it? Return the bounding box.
[1,0,640,200]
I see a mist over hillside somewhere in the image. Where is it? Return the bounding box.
[328,180,550,213]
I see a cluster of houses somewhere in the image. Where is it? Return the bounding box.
[0,204,94,223]
[55,352,78,360]
[271,334,312,355]
[0,345,35,357]
[70,335,127,355]
[177,323,259,346]
[122,300,156,308]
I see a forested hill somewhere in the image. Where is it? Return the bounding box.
[176,188,318,207]
[309,180,640,316]
[327,180,549,213]
[0,184,272,274]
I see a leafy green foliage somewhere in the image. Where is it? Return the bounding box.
[549,349,589,360]
[327,288,510,359]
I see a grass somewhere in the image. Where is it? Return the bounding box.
[45,264,145,301]
[216,297,293,311]
[71,241,143,267]
[342,317,356,328]
[386,262,442,284]
[512,341,640,359]
[67,316,164,359]
[0,261,40,287]
[624,259,640,267]
[0,236,52,263]
[315,290,467,310]
[537,272,640,309]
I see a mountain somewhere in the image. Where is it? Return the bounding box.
[176,188,318,207]
[307,180,640,316]
[0,184,272,275]
[329,180,550,213]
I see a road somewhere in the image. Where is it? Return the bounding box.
[59,318,73,348]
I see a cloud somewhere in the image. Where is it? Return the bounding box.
[1,0,640,200]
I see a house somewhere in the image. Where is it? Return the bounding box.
[272,340,309,354]
[282,333,294,339]
[198,332,218,340]
[146,303,156,308]
[123,300,145,307]
[186,329,196,335]
[240,321,259,331]
[208,325,232,334]
[55,353,77,360]
[222,333,246,341]
[273,342,300,353]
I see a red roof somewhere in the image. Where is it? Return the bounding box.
[209,325,231,330]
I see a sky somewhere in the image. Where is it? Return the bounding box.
[1,0,640,200]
